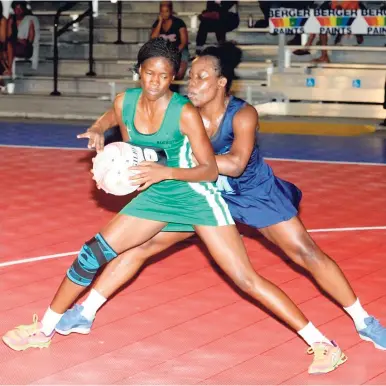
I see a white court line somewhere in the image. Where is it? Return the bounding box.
[1,145,386,166]
[0,251,79,268]
[265,157,386,167]
[0,144,87,151]
[307,226,386,233]
[1,226,385,269]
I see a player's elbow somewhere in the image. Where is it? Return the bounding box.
[232,167,245,178]
[223,153,247,178]
[229,161,246,178]
[206,163,219,182]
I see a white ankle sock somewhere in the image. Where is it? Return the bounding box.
[344,298,370,331]
[297,322,331,346]
[81,289,107,321]
[40,307,63,336]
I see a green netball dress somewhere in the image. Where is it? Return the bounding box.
[119,88,234,227]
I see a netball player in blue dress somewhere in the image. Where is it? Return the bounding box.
[56,43,384,374]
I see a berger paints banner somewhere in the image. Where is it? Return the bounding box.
[360,9,386,34]
[269,8,386,35]
[269,8,310,34]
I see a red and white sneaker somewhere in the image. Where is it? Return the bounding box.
[2,314,54,351]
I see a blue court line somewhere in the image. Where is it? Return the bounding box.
[1,121,386,164]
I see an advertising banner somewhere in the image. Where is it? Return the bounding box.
[269,8,386,35]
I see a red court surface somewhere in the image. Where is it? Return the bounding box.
[1,147,386,385]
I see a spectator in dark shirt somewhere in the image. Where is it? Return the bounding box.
[151,1,189,80]
[196,1,239,54]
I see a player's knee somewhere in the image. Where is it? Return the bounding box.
[293,236,325,269]
[67,233,117,286]
[232,269,261,294]
[124,243,154,265]
[120,237,168,266]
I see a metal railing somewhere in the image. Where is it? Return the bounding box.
[114,1,123,45]
[51,1,96,96]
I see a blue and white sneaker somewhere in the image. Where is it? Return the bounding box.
[358,316,386,350]
[55,304,94,335]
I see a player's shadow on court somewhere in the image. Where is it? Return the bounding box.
[92,188,140,213]
[98,221,340,332]
[99,237,196,303]
[211,224,342,325]
[100,228,297,332]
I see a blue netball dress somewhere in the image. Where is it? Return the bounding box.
[212,96,302,228]
[163,96,302,232]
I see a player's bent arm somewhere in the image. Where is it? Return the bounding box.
[172,103,219,182]
[215,104,258,178]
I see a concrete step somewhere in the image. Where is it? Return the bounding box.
[39,41,140,59]
[11,76,269,103]
[105,1,261,14]
[16,57,386,80]
[0,93,111,121]
[37,14,177,29]
[38,42,278,60]
[0,87,273,120]
[38,12,261,31]
[39,27,149,44]
[39,26,277,45]
[34,2,261,18]
[31,1,208,15]
[38,42,386,65]
[18,59,136,78]
[15,59,269,79]
[31,0,262,15]
[13,75,126,96]
[97,1,208,14]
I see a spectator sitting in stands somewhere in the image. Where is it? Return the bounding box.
[4,1,39,77]
[254,1,280,28]
[0,1,8,81]
[196,1,239,54]
[151,1,189,80]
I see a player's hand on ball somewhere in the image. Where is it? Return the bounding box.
[129,161,172,191]
[77,128,105,152]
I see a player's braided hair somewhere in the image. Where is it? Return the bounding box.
[135,37,181,75]
[199,42,242,93]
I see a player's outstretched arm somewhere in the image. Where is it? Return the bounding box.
[77,93,124,152]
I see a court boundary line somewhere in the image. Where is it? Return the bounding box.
[265,157,386,167]
[0,144,87,151]
[1,226,385,268]
[1,145,386,166]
